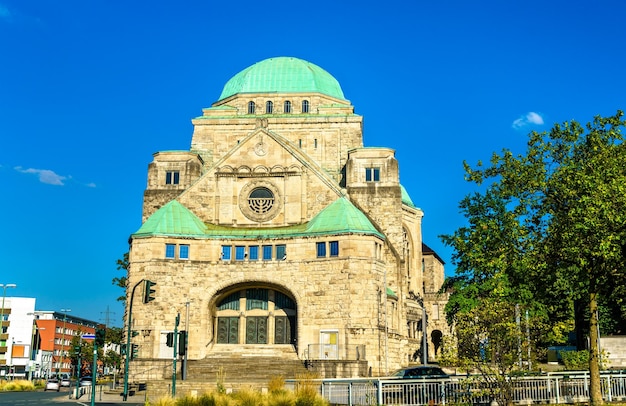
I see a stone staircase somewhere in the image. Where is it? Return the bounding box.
[602,336,626,368]
[144,345,309,398]
[186,345,308,386]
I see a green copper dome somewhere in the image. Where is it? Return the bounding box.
[218,57,346,101]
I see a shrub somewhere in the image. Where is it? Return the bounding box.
[145,384,326,406]
[232,388,265,406]
[294,372,327,406]
[175,395,200,406]
[196,393,217,406]
[561,350,589,370]
[148,396,175,406]
[268,391,296,406]
[268,375,286,394]
[0,379,36,392]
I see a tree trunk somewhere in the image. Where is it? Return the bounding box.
[589,291,603,405]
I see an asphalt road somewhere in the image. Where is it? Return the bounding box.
[0,389,145,406]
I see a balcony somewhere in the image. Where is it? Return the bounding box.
[305,344,366,361]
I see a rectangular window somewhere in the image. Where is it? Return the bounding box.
[316,242,326,258]
[235,246,245,261]
[365,167,380,182]
[179,245,189,259]
[221,246,231,261]
[329,241,339,257]
[276,244,286,260]
[262,245,273,261]
[166,244,176,258]
[165,171,180,185]
[246,289,269,310]
[248,245,259,260]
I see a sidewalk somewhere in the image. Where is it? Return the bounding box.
[58,385,146,405]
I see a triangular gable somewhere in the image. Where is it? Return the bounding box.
[177,127,343,203]
[133,200,208,238]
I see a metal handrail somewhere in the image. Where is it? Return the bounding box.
[286,370,626,405]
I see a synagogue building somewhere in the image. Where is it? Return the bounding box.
[127,57,449,384]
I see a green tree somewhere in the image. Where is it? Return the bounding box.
[112,252,129,302]
[443,111,626,405]
[454,299,530,406]
[103,349,122,376]
[106,326,123,344]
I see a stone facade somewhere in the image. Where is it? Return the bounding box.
[126,57,448,383]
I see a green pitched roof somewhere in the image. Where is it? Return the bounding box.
[133,200,208,237]
[132,198,384,240]
[400,185,417,209]
[306,197,382,237]
[218,57,346,101]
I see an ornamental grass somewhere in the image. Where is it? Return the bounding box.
[0,379,36,392]
[144,376,327,406]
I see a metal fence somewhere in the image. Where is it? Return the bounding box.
[305,344,367,361]
[287,370,626,405]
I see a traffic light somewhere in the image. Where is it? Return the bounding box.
[131,344,139,360]
[179,331,187,356]
[121,344,127,355]
[95,328,106,347]
[166,332,174,347]
[143,280,157,303]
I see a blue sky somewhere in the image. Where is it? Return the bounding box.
[1,0,624,327]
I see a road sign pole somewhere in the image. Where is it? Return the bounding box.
[91,345,97,406]
[123,280,144,401]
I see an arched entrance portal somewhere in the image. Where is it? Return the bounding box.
[215,287,297,348]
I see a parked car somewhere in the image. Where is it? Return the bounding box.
[384,366,450,404]
[390,366,450,379]
[79,375,93,386]
[55,374,71,388]
[44,378,60,392]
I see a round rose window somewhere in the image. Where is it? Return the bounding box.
[248,187,274,214]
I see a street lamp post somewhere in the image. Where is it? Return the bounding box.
[59,309,71,376]
[0,283,17,377]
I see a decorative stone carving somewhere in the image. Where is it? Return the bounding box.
[238,180,282,222]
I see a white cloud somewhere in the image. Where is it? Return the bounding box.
[512,112,545,129]
[15,166,67,186]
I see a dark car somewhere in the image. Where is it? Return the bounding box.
[391,366,450,379]
[385,366,449,405]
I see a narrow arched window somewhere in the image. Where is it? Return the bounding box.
[302,100,309,113]
[284,100,291,113]
[266,101,273,114]
[248,101,255,114]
